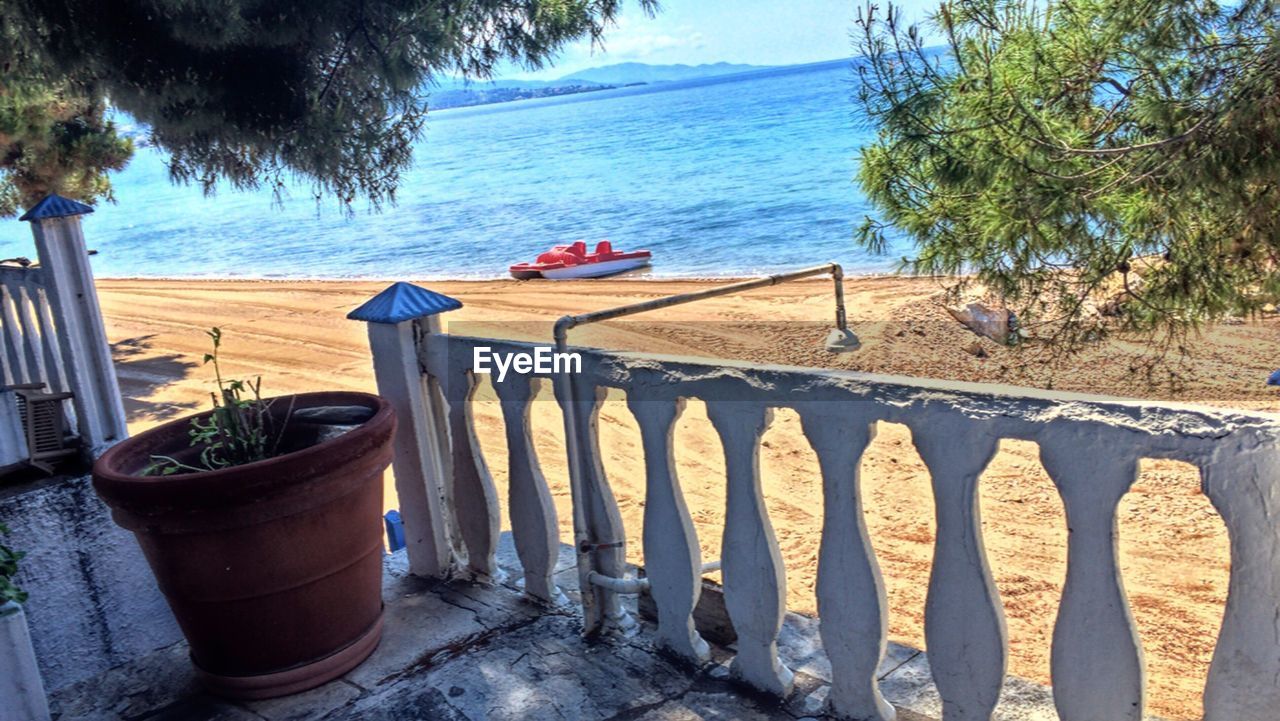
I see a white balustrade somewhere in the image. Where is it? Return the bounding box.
[442,367,501,578]
[628,384,710,664]
[358,315,1280,721]
[912,412,1006,721]
[26,210,127,451]
[1,266,78,468]
[556,377,631,633]
[0,267,61,389]
[707,400,794,695]
[1200,441,1280,721]
[798,402,895,721]
[365,316,454,578]
[1041,431,1145,721]
[493,376,561,603]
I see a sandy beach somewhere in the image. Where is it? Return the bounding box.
[98,276,1280,720]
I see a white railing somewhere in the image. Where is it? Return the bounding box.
[364,313,1280,721]
[1,265,70,393]
[2,199,130,460]
[1,264,74,468]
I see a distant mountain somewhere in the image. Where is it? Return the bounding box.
[558,62,769,86]
[431,77,607,92]
[430,83,614,110]
[428,61,777,111]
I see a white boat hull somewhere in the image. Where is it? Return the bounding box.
[539,257,651,279]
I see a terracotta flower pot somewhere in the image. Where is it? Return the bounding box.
[92,391,395,699]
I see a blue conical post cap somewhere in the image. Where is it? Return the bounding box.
[19,194,95,222]
[348,282,463,324]
[1268,369,1280,386]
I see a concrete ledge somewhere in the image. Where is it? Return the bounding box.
[0,471,180,692]
[47,537,1104,720]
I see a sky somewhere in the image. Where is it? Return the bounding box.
[506,0,943,80]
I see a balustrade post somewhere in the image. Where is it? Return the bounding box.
[1040,429,1145,721]
[911,411,1005,721]
[442,366,502,578]
[494,376,562,604]
[798,403,894,721]
[350,282,461,578]
[1201,438,1280,721]
[11,279,46,383]
[557,377,632,635]
[706,400,793,696]
[0,279,27,383]
[629,390,709,663]
[21,195,126,453]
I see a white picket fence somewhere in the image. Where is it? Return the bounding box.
[362,316,1280,721]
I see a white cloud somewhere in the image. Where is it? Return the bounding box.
[598,24,706,60]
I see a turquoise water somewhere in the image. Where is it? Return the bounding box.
[0,60,908,279]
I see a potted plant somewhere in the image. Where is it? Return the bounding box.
[93,329,396,699]
[1,525,51,721]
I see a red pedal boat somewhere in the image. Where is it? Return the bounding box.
[510,240,652,280]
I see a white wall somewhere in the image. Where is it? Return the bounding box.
[0,390,26,470]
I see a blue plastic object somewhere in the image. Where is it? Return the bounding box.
[384,509,406,552]
[1268,369,1280,386]
[19,194,94,222]
[347,282,462,324]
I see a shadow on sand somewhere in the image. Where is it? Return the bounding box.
[110,336,201,425]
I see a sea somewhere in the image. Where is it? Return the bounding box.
[0,59,913,280]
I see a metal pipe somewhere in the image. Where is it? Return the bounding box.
[554,262,847,351]
[832,264,848,331]
[554,368,598,630]
[555,265,848,627]
[587,571,649,595]
[587,559,722,596]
